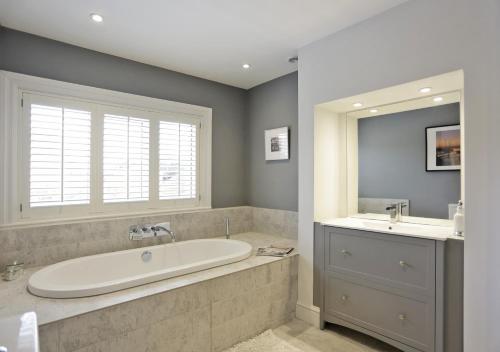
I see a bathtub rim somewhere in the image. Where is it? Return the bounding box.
[27,238,252,299]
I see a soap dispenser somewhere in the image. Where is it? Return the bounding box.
[453,200,464,236]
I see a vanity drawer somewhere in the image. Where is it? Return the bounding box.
[325,227,435,295]
[325,274,434,352]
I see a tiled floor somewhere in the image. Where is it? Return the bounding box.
[263,319,401,352]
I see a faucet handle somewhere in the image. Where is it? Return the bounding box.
[129,225,141,233]
[141,224,153,234]
[129,225,144,240]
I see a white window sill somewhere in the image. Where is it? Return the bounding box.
[0,206,213,230]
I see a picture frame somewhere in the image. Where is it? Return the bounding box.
[265,127,289,161]
[426,124,461,171]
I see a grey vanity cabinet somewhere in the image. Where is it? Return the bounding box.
[314,224,445,352]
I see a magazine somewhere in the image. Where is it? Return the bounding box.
[256,245,294,257]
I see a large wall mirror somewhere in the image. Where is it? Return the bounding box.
[348,92,462,220]
[313,70,464,224]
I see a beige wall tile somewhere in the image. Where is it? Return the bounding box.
[252,207,298,239]
[58,305,138,352]
[0,206,296,268]
[0,206,273,268]
[189,306,212,352]
[72,326,148,352]
[39,322,60,352]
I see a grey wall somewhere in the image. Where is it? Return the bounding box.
[246,72,298,211]
[297,0,499,349]
[0,27,299,211]
[0,27,247,208]
[358,103,460,219]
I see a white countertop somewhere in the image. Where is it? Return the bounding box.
[0,232,297,326]
[321,216,464,241]
[0,312,39,352]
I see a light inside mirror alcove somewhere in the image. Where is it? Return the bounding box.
[313,70,464,224]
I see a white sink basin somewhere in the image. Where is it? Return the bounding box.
[321,217,454,240]
[362,220,425,232]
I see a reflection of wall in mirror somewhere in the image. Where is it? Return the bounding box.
[358,103,460,219]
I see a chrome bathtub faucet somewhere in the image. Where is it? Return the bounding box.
[128,223,175,242]
[151,225,176,242]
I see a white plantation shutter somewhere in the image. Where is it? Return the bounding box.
[29,103,91,207]
[103,114,150,203]
[159,121,197,200]
[18,88,208,221]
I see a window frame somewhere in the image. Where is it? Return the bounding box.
[20,93,97,219]
[99,105,155,211]
[0,71,212,225]
[97,105,203,214]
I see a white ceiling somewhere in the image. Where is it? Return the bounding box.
[0,0,407,89]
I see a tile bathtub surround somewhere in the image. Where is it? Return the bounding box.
[0,206,297,269]
[36,254,298,352]
[0,233,297,324]
[252,207,298,240]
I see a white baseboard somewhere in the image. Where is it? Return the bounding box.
[295,302,320,328]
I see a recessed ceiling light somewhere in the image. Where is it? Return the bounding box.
[419,87,432,93]
[90,13,103,23]
[353,103,363,108]
[242,63,251,69]
[433,96,443,102]
[370,109,378,113]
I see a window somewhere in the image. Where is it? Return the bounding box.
[29,104,91,207]
[103,114,150,203]
[159,121,197,200]
[15,88,211,222]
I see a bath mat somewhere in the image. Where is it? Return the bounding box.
[224,330,303,352]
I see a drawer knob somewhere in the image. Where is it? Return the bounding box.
[399,260,408,268]
[398,314,407,321]
[341,294,348,301]
[341,249,351,256]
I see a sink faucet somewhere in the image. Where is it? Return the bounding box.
[386,204,399,223]
[386,202,406,223]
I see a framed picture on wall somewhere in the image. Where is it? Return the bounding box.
[426,124,461,171]
[265,127,289,160]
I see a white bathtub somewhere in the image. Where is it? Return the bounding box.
[28,239,252,298]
